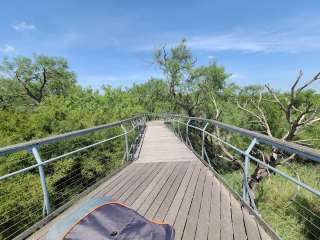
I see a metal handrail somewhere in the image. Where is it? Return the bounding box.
[0,115,146,218]
[141,112,320,215]
[0,116,141,157]
[165,113,320,163]
[0,127,136,181]
[171,118,320,197]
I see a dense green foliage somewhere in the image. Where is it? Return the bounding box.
[0,41,319,239]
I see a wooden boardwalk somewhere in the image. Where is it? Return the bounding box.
[29,121,273,240]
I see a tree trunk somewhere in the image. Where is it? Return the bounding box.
[248,149,278,189]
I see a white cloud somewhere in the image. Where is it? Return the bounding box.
[186,30,320,53]
[137,15,320,54]
[12,21,36,31]
[0,44,15,53]
[229,73,245,80]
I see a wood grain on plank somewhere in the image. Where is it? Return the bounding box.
[182,166,207,240]
[131,163,174,211]
[124,163,165,206]
[117,163,160,202]
[98,163,143,197]
[154,162,190,221]
[208,176,221,240]
[243,207,262,240]
[220,185,234,240]
[195,169,213,240]
[144,163,188,220]
[258,224,272,240]
[230,194,247,240]
[136,163,178,216]
[174,163,201,240]
[164,163,197,225]
[110,163,148,199]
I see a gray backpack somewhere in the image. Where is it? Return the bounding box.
[45,197,175,240]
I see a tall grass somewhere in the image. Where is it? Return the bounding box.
[221,161,320,240]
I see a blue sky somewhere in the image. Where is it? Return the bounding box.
[1,0,320,91]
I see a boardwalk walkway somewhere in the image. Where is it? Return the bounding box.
[29,121,272,240]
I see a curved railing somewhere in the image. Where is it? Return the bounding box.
[0,116,146,240]
[151,113,320,240]
[1,112,319,240]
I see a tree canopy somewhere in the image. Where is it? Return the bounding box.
[154,40,228,116]
[0,42,319,240]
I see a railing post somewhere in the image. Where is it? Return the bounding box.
[131,120,135,129]
[142,116,146,128]
[243,138,258,203]
[201,122,209,159]
[31,146,51,216]
[121,124,129,162]
[177,117,181,139]
[186,119,191,144]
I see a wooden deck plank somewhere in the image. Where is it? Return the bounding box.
[220,185,234,240]
[137,121,196,163]
[111,163,153,199]
[130,163,174,211]
[258,224,272,240]
[243,207,262,240]
[154,162,190,221]
[136,163,178,216]
[164,163,196,225]
[116,163,161,202]
[195,170,213,240]
[99,163,144,197]
[93,163,137,197]
[208,176,221,240]
[173,164,201,240]
[95,163,143,197]
[123,163,165,206]
[144,163,187,219]
[230,194,247,240]
[182,166,207,240]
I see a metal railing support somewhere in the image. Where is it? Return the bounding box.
[243,138,258,203]
[201,122,209,159]
[177,117,181,139]
[186,119,191,144]
[121,124,129,162]
[131,121,135,129]
[31,146,51,216]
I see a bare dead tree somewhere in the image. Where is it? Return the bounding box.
[204,94,245,168]
[237,71,320,189]
[237,92,273,137]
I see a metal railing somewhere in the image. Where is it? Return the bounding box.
[1,112,319,239]
[0,115,146,239]
[153,113,320,240]
[160,113,320,198]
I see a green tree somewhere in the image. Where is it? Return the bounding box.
[0,55,76,106]
[130,78,172,113]
[155,40,228,116]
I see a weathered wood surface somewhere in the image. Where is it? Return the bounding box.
[137,121,197,163]
[28,121,273,240]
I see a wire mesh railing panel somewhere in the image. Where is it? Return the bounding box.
[165,114,320,240]
[44,134,125,212]
[0,116,145,240]
[0,173,43,240]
